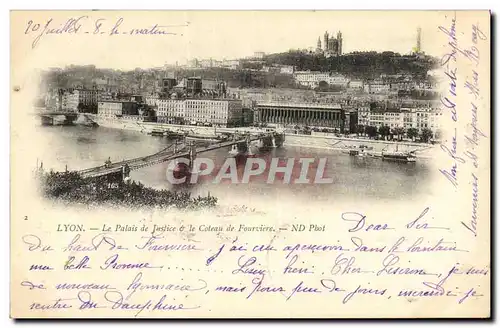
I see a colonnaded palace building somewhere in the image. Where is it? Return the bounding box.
[256,102,345,129]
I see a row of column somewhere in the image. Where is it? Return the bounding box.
[258,108,342,127]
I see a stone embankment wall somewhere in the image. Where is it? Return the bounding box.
[284,133,434,153]
[90,115,435,155]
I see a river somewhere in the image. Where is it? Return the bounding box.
[33,125,435,208]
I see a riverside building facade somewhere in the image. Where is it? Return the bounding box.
[157,99,186,124]
[294,71,350,89]
[61,90,79,112]
[97,101,139,117]
[357,105,443,135]
[256,102,344,128]
[75,88,99,107]
[156,98,243,127]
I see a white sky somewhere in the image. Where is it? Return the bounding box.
[12,11,451,70]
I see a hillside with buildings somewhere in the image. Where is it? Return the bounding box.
[38,50,437,94]
[36,35,442,142]
[264,51,437,80]
[39,65,297,92]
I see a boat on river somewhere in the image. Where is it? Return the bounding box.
[381,145,417,163]
[82,121,99,128]
[166,131,186,139]
[150,129,166,137]
[186,134,229,143]
[381,151,417,162]
[341,145,376,157]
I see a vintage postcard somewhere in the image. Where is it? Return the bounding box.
[10,10,490,318]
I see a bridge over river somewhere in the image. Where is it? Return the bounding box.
[76,132,282,179]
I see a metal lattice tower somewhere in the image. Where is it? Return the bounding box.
[416,27,422,54]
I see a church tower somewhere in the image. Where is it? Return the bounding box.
[323,31,329,52]
[317,37,322,51]
[337,31,343,56]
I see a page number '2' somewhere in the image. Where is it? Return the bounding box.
[24,215,28,221]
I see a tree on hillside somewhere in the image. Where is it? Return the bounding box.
[264,51,437,78]
[241,62,263,70]
[316,80,329,92]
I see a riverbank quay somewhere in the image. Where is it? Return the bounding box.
[88,115,436,155]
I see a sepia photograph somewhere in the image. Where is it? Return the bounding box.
[10,10,491,319]
[29,12,441,208]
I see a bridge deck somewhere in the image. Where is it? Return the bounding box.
[78,134,270,179]
[34,111,79,116]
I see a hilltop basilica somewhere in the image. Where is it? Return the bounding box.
[316,31,343,57]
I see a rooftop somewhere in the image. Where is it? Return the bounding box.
[257,102,342,110]
[157,97,240,102]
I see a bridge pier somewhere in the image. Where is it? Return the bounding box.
[248,141,262,156]
[228,135,259,158]
[167,143,197,183]
[122,164,131,183]
[261,136,274,148]
[40,116,54,126]
[235,142,249,154]
[245,135,259,157]
[226,144,237,156]
[273,133,285,147]
[39,113,77,126]
[188,143,197,169]
[257,133,285,148]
